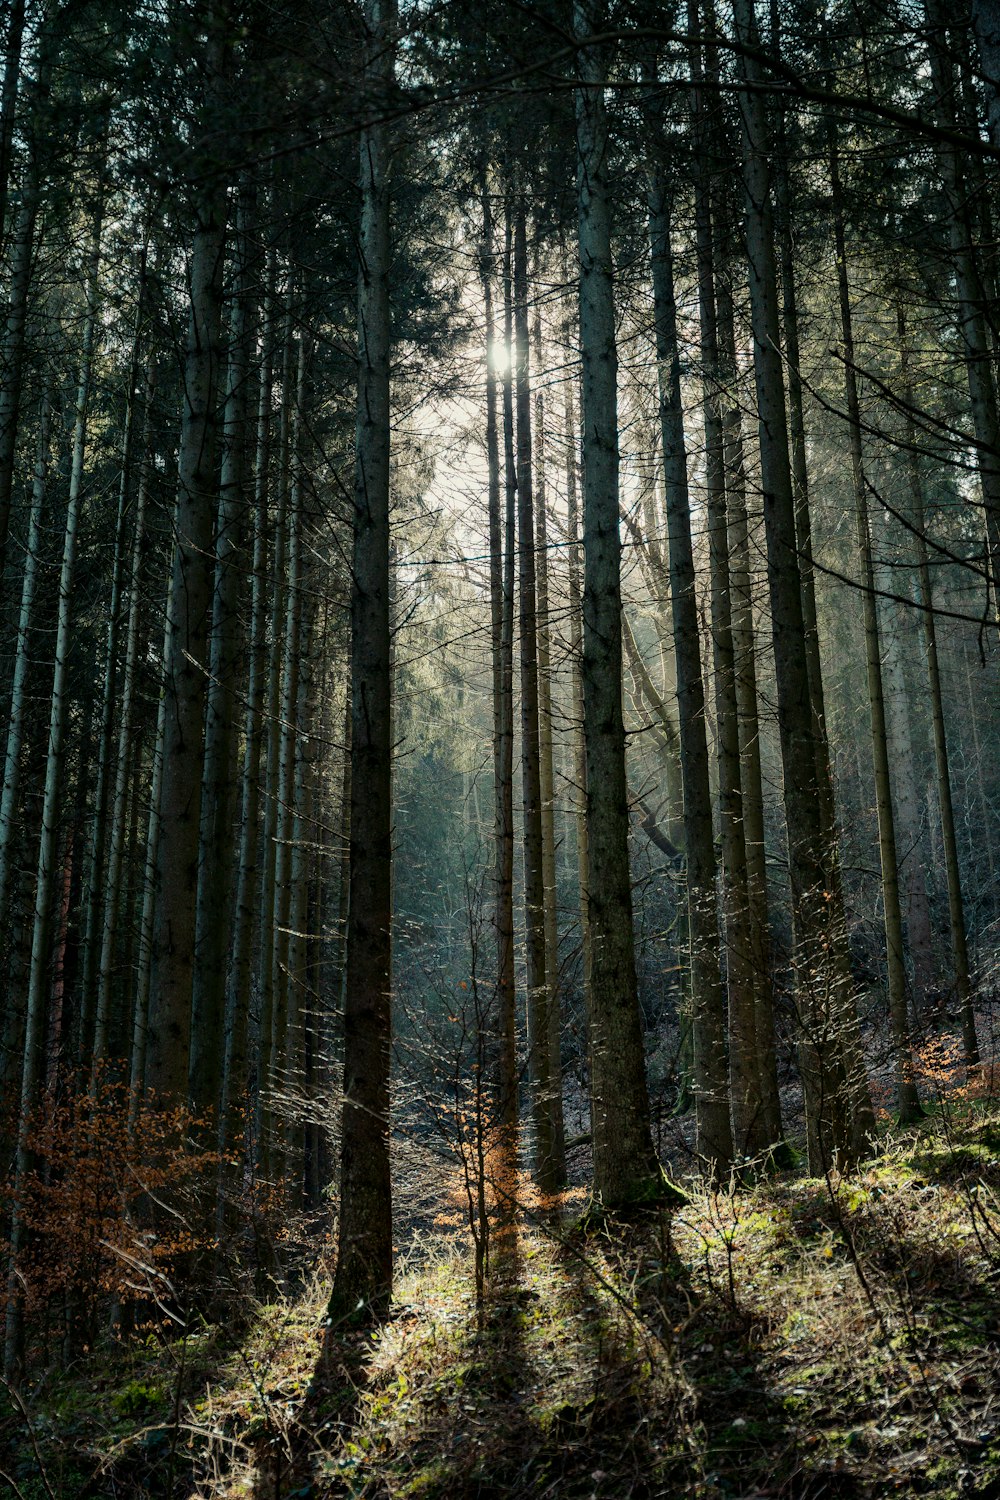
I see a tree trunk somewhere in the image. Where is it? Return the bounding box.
[829,129,922,1124]
[690,8,761,1160]
[576,1,662,1206]
[646,133,732,1173]
[80,248,149,1055]
[716,275,782,1152]
[480,177,517,1177]
[147,107,229,1102]
[190,188,256,1114]
[512,198,560,1192]
[329,0,396,1320]
[733,0,868,1172]
[270,334,308,1184]
[972,0,1000,146]
[768,20,875,1157]
[898,306,979,1068]
[220,243,277,1164]
[532,283,567,1184]
[0,393,51,1092]
[5,203,102,1379]
[256,309,293,1176]
[877,577,937,1014]
[94,359,155,1064]
[131,553,174,1118]
[563,371,595,1127]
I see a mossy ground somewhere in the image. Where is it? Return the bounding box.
[3,1100,1000,1498]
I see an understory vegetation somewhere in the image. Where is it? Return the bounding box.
[3,1084,1000,1499]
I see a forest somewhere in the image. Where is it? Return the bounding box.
[1,0,1000,1494]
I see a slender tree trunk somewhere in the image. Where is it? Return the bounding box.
[734,0,869,1171]
[829,130,922,1124]
[878,578,937,1013]
[898,307,979,1067]
[769,21,874,1156]
[0,69,43,578]
[270,334,308,1183]
[80,249,149,1055]
[576,1,662,1206]
[131,556,174,1119]
[5,204,102,1379]
[0,393,51,1091]
[690,10,761,1159]
[512,199,560,1192]
[329,0,396,1319]
[190,189,256,1114]
[480,179,518,1173]
[532,286,567,1184]
[286,565,316,1212]
[148,109,229,1102]
[563,371,594,1114]
[94,360,155,1064]
[646,136,732,1171]
[716,277,782,1150]
[256,309,293,1176]
[221,243,277,1164]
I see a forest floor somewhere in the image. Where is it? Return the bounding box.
[3,1091,1000,1499]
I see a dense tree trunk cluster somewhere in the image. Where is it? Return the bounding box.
[1,0,999,1376]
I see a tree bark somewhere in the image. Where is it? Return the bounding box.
[0,392,51,1092]
[646,145,732,1173]
[147,76,229,1102]
[829,128,922,1124]
[480,177,517,1174]
[898,306,979,1067]
[80,247,149,1055]
[94,359,155,1064]
[734,0,868,1171]
[221,242,278,1164]
[329,0,396,1319]
[512,198,560,1192]
[190,187,257,1114]
[563,370,595,1124]
[690,8,761,1159]
[532,283,567,1184]
[576,0,662,1206]
[5,203,102,1379]
[878,576,937,1014]
[972,0,1000,145]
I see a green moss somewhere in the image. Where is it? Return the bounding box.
[109,1379,166,1419]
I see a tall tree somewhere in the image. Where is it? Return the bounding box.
[146,13,231,1104]
[479,174,518,1180]
[329,0,397,1319]
[575,0,662,1206]
[644,61,733,1172]
[733,0,871,1171]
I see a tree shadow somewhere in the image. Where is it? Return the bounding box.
[550,1210,858,1498]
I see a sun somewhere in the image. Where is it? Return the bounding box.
[488,339,512,375]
